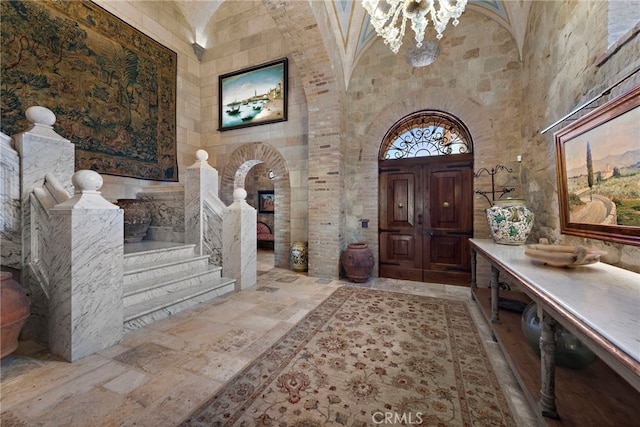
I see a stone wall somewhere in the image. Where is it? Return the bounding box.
[200,1,310,265]
[345,11,524,276]
[521,0,640,272]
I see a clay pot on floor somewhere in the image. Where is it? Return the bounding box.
[1,272,31,359]
[116,199,151,243]
[341,243,374,283]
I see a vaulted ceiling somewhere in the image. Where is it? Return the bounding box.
[173,0,531,81]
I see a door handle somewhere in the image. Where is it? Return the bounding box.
[443,201,450,208]
[417,213,423,224]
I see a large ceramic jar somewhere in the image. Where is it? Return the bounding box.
[1,272,30,359]
[116,199,152,243]
[341,242,375,283]
[485,198,534,245]
[290,241,308,272]
[521,302,596,369]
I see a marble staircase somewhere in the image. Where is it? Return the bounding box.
[122,241,235,332]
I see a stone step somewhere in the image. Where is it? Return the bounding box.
[124,265,223,306]
[123,274,236,333]
[123,242,197,269]
[123,254,211,287]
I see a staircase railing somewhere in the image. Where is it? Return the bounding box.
[0,106,256,361]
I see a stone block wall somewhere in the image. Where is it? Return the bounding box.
[345,11,524,275]
[521,0,640,272]
[200,0,310,262]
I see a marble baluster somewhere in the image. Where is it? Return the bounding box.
[185,149,218,255]
[1,132,21,269]
[12,106,75,342]
[223,188,256,290]
[48,170,123,362]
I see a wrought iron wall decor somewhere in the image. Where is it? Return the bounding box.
[1,0,178,181]
[379,110,472,160]
[474,164,515,206]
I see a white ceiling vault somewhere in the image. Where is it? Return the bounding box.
[174,0,531,82]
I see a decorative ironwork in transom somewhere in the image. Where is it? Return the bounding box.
[379,110,473,160]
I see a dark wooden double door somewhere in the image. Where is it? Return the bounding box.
[379,155,473,285]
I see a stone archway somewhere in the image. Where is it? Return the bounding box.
[221,142,290,268]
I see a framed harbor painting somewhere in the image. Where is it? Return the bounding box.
[0,0,178,181]
[555,84,640,246]
[218,58,288,131]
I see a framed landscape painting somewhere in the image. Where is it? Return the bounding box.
[555,84,640,246]
[218,58,288,131]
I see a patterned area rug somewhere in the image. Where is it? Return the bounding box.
[180,286,515,426]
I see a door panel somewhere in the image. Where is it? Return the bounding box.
[379,168,422,281]
[379,157,473,285]
[386,173,415,228]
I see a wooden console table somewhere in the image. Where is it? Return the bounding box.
[470,239,640,425]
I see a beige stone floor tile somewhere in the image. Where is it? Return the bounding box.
[179,349,251,383]
[0,353,111,409]
[13,360,129,419]
[103,368,150,395]
[34,387,143,427]
[0,252,536,426]
[125,366,220,415]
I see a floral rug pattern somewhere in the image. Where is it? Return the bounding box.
[180,287,515,426]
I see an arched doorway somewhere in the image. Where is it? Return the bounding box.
[220,142,290,269]
[378,110,474,285]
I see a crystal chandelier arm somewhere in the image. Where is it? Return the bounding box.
[362,0,467,52]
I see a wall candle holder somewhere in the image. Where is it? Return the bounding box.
[474,164,515,206]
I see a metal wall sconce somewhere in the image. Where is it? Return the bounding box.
[192,42,205,62]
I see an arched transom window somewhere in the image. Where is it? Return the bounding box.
[379,110,472,160]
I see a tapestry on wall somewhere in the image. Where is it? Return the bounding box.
[1,0,178,181]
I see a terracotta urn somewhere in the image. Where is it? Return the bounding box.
[115,199,151,243]
[485,198,534,245]
[290,241,308,272]
[341,242,375,283]
[1,272,31,359]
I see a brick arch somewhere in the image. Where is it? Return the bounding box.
[352,87,484,271]
[221,142,290,268]
[263,0,346,278]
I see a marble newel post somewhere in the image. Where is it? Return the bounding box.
[223,188,256,290]
[49,170,123,362]
[185,149,218,254]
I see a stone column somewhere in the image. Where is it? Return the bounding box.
[223,188,256,291]
[185,149,218,255]
[48,170,123,362]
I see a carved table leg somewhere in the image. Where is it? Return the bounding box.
[490,265,500,323]
[470,248,477,300]
[539,309,559,419]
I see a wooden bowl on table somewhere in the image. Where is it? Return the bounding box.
[524,244,607,268]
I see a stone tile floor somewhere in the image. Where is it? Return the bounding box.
[0,249,536,426]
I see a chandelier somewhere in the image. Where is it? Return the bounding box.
[362,0,467,54]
